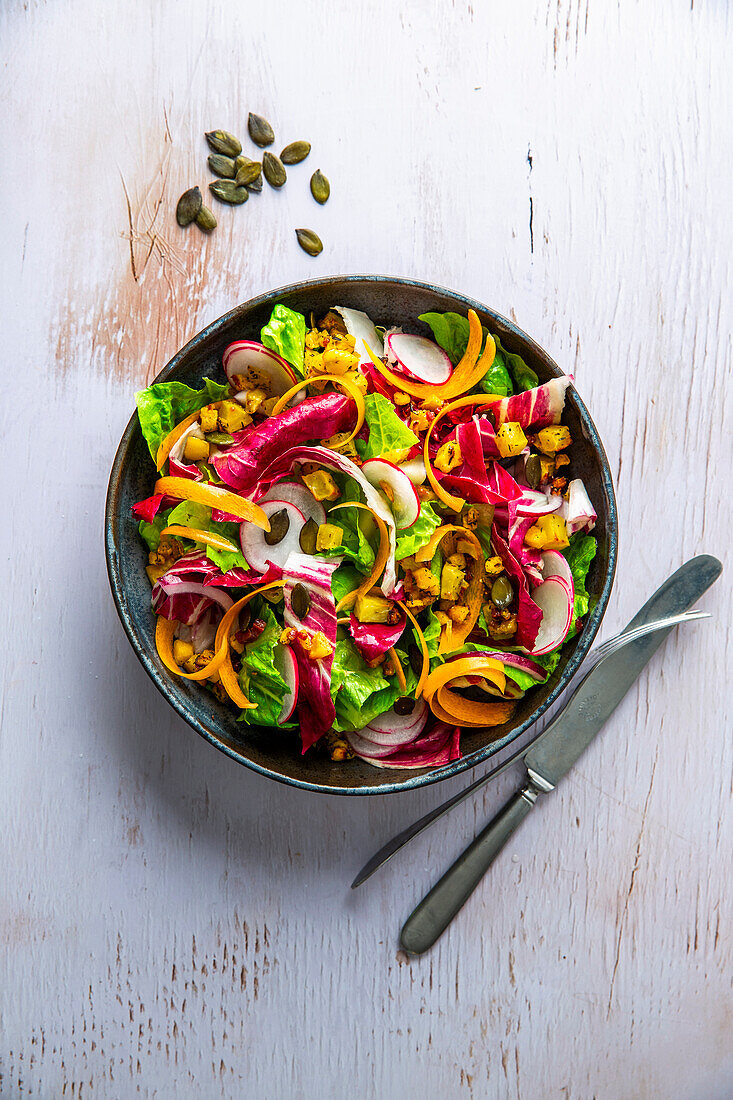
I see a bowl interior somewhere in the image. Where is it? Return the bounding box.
[106,275,617,795]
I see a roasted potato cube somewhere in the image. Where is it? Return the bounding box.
[217,400,251,433]
[173,639,195,665]
[496,421,528,459]
[413,567,440,596]
[183,435,210,462]
[302,470,340,502]
[440,563,465,601]
[354,593,392,624]
[199,405,219,432]
[524,514,570,550]
[535,426,572,454]
[316,523,344,551]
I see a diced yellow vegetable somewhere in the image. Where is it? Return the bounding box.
[393,392,410,406]
[440,563,465,601]
[316,523,344,551]
[199,405,219,432]
[435,440,462,473]
[496,421,528,459]
[484,555,504,577]
[448,605,470,623]
[354,593,393,624]
[535,426,572,454]
[183,436,210,462]
[243,388,267,414]
[218,400,252,433]
[145,563,169,584]
[308,631,334,660]
[409,409,430,433]
[173,639,195,665]
[303,470,340,502]
[321,347,359,374]
[524,513,570,550]
[413,567,440,596]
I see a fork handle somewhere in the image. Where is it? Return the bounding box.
[400,781,543,955]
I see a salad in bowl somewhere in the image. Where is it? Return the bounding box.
[130,300,598,772]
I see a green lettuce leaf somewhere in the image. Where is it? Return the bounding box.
[422,606,442,658]
[319,481,375,574]
[355,393,419,460]
[563,533,597,622]
[135,378,229,461]
[477,356,512,396]
[491,335,538,393]
[166,500,248,571]
[418,311,479,365]
[331,563,362,605]
[395,501,441,559]
[330,637,399,731]
[261,304,306,375]
[239,605,295,727]
[138,510,171,552]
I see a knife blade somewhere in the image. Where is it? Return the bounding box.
[399,554,722,954]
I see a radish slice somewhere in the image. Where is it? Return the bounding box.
[259,480,327,526]
[530,576,573,655]
[361,458,421,529]
[386,332,453,386]
[540,549,574,593]
[399,457,427,485]
[344,730,404,759]
[240,500,306,573]
[222,340,301,403]
[273,644,298,724]
[332,306,384,366]
[515,490,564,517]
[364,697,429,742]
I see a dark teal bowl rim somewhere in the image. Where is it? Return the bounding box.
[105,274,618,796]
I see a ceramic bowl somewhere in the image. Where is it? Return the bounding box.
[105,275,617,795]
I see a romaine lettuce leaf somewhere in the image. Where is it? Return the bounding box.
[395,500,441,559]
[319,481,375,574]
[331,563,362,605]
[167,500,248,571]
[330,637,399,731]
[138,510,171,552]
[355,393,419,460]
[477,355,513,397]
[239,605,295,727]
[422,606,442,658]
[490,335,538,393]
[563,533,597,622]
[261,304,306,375]
[135,378,229,461]
[418,311,482,365]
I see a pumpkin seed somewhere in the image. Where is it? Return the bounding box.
[246,174,263,193]
[176,186,202,227]
[525,453,542,490]
[291,582,311,621]
[280,140,311,164]
[263,151,287,188]
[248,112,275,147]
[299,517,318,555]
[310,169,330,204]
[264,508,290,546]
[408,644,422,677]
[209,179,249,205]
[205,129,242,157]
[490,574,514,609]
[195,205,217,232]
[394,696,416,716]
[235,158,263,187]
[204,431,235,445]
[295,228,323,256]
[207,153,237,179]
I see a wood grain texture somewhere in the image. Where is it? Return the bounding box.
[1,0,731,1097]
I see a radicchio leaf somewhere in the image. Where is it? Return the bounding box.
[348,611,406,663]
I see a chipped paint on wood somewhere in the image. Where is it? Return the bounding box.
[1,0,732,1097]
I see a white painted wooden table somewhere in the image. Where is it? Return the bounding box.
[1,1,731,1096]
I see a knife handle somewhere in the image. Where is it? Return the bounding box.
[400,782,542,955]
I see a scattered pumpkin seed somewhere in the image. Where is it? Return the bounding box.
[209,179,249,205]
[207,153,238,179]
[246,174,263,193]
[235,158,263,187]
[295,228,323,256]
[394,696,416,716]
[310,169,330,204]
[176,186,202,227]
[205,129,242,157]
[204,431,235,445]
[299,517,318,555]
[264,508,290,546]
[291,582,311,621]
[263,151,287,188]
[525,453,542,490]
[248,112,275,147]
[195,205,217,232]
[490,574,514,609]
[280,140,311,164]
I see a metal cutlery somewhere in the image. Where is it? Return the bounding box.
[352,555,722,892]
[398,554,721,954]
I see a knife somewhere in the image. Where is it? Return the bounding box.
[399,554,722,955]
